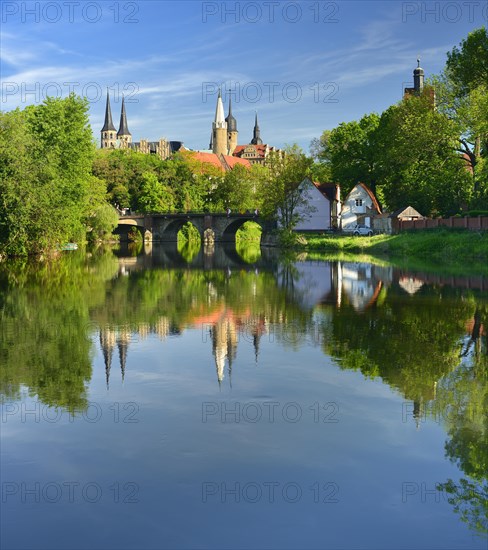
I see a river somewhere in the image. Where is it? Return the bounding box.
[1,243,486,549]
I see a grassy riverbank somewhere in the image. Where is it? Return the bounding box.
[299,229,488,273]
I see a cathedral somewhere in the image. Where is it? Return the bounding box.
[100,89,282,166]
[208,89,282,164]
[100,91,184,159]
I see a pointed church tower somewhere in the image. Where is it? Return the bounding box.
[212,89,227,156]
[117,96,132,149]
[225,95,238,155]
[250,112,263,145]
[101,90,116,149]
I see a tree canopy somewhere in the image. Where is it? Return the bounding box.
[311,27,488,216]
[0,95,101,255]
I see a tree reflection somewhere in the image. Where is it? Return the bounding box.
[0,250,119,413]
[435,306,488,535]
[1,250,487,537]
[321,283,487,536]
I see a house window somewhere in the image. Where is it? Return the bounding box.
[355,199,363,207]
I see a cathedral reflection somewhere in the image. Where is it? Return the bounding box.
[96,257,486,425]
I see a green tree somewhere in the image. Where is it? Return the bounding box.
[435,27,488,205]
[137,171,175,213]
[312,113,380,197]
[375,94,472,216]
[87,203,119,242]
[446,27,488,95]
[257,145,313,230]
[211,164,259,212]
[0,94,95,255]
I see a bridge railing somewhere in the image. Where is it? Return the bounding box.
[119,211,262,218]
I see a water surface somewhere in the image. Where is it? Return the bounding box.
[1,244,487,549]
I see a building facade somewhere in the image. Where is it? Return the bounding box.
[293,178,341,232]
[341,183,382,231]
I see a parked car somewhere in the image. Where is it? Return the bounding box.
[353,224,373,236]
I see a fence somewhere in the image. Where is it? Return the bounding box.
[396,216,488,232]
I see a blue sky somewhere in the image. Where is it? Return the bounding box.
[1,1,486,151]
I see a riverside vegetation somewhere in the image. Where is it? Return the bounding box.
[0,28,486,258]
[301,229,488,271]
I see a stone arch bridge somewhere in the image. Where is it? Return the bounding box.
[116,213,277,245]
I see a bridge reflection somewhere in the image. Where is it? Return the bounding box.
[97,249,487,399]
[115,242,279,272]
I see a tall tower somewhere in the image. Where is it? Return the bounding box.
[225,95,238,155]
[117,96,132,148]
[250,112,263,145]
[413,58,424,93]
[101,90,116,148]
[212,89,227,156]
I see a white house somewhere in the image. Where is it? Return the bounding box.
[293,178,341,232]
[341,183,382,231]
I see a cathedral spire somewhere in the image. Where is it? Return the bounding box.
[225,94,237,132]
[213,88,226,129]
[101,90,116,132]
[212,88,227,155]
[251,111,263,145]
[117,96,131,137]
[101,89,117,148]
[225,92,238,154]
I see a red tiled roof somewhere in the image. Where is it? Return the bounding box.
[313,181,340,202]
[182,151,250,172]
[345,183,382,214]
[184,151,223,170]
[222,155,251,170]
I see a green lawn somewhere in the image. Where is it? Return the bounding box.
[300,229,488,274]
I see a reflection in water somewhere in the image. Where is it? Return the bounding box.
[177,238,201,263]
[1,244,487,541]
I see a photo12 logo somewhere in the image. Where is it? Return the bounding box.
[1,401,140,424]
[202,82,339,105]
[1,82,139,105]
[201,2,340,24]
[201,401,340,423]
[202,481,340,503]
[1,2,139,24]
[402,2,488,23]
[2,481,140,504]
[401,482,449,503]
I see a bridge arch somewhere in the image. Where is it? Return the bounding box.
[116,214,277,246]
[220,219,264,244]
[115,219,150,242]
[163,219,203,242]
